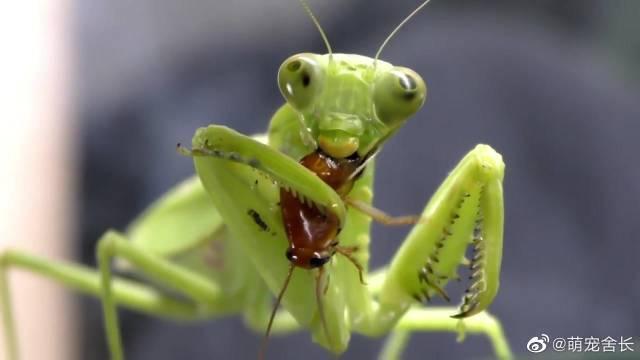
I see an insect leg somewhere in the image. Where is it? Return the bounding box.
[378,329,410,360]
[0,246,230,360]
[380,307,513,360]
[335,246,366,285]
[96,230,225,360]
[378,144,505,319]
[314,266,333,350]
[345,197,421,226]
[353,144,506,352]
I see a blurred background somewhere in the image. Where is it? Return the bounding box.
[1,0,639,359]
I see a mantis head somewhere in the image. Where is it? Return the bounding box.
[274,0,435,161]
[277,53,427,159]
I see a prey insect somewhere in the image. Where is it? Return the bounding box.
[0,1,512,359]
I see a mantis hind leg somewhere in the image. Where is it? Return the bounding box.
[379,308,512,360]
[1,231,304,360]
[0,244,225,360]
[95,230,229,360]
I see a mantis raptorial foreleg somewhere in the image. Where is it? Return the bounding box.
[376,144,505,320]
[182,125,346,222]
[364,144,510,359]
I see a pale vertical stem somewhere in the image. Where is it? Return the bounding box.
[0,1,75,360]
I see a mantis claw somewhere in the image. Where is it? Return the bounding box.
[379,145,504,322]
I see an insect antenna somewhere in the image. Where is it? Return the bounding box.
[298,0,333,56]
[314,266,334,349]
[348,148,380,181]
[374,0,434,65]
[259,263,296,360]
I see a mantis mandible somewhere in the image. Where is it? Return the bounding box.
[0,1,512,359]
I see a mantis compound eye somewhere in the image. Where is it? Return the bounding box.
[373,67,427,125]
[278,53,325,111]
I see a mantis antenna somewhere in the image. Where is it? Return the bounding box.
[374,0,433,63]
[298,0,333,55]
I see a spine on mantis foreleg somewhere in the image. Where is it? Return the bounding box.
[377,144,505,328]
[191,125,346,222]
[465,176,503,318]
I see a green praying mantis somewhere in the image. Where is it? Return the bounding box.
[0,1,513,359]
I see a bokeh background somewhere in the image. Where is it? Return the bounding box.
[2,0,640,359]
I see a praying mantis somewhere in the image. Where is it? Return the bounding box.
[0,0,513,359]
